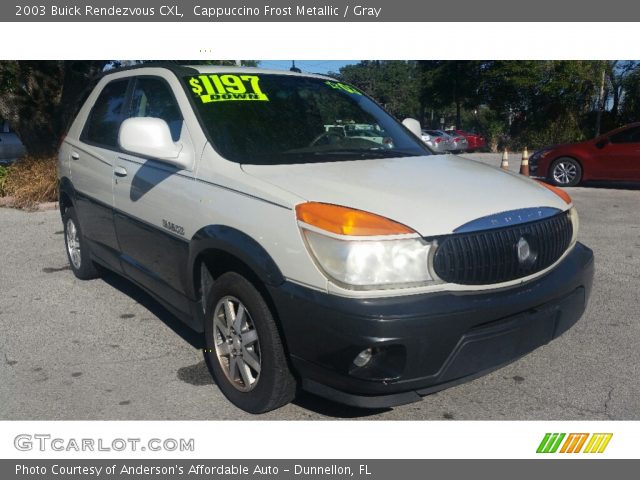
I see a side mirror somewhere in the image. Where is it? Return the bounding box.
[595,138,609,149]
[402,118,422,138]
[119,117,189,169]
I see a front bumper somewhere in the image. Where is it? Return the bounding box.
[268,242,594,408]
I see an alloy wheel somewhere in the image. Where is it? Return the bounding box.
[66,218,82,269]
[212,296,262,392]
[552,161,577,185]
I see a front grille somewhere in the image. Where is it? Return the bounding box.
[433,212,573,285]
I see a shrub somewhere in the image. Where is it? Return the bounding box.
[0,165,9,196]
[2,157,58,210]
[469,108,508,152]
[514,116,586,151]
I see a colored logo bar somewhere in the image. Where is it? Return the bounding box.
[537,433,612,453]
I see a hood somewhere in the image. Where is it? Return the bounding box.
[241,155,569,236]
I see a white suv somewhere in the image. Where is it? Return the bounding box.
[58,64,594,413]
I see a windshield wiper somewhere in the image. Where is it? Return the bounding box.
[312,149,419,158]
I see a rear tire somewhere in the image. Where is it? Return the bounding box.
[203,272,296,413]
[550,157,582,187]
[62,207,101,280]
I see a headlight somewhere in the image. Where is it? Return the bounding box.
[296,202,438,290]
[302,230,435,288]
[569,206,579,246]
[531,149,553,163]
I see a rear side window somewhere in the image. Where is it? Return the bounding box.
[610,126,640,144]
[63,78,99,139]
[82,79,129,147]
[129,77,183,141]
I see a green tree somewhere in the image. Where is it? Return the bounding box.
[605,61,638,120]
[619,66,640,123]
[334,61,421,119]
[481,60,603,147]
[0,61,110,157]
[418,61,483,129]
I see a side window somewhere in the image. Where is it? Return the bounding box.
[129,77,183,141]
[82,79,129,147]
[609,126,640,144]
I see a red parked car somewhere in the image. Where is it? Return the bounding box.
[530,123,640,186]
[449,129,487,152]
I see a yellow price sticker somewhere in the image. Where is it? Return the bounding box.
[189,74,269,103]
[325,81,363,95]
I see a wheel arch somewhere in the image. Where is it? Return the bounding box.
[58,177,77,216]
[188,225,285,307]
[189,226,289,354]
[550,155,584,171]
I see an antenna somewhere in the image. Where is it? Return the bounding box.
[290,60,301,73]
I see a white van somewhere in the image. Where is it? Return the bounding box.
[58,64,593,413]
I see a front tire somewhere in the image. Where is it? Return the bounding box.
[203,272,296,413]
[62,207,101,280]
[550,157,582,187]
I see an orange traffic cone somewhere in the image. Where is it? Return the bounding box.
[520,147,530,176]
[500,149,509,170]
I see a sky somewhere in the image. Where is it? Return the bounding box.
[257,60,358,75]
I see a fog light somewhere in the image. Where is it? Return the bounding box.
[353,348,373,367]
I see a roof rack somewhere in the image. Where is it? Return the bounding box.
[99,61,199,79]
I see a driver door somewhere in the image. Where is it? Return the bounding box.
[601,126,640,181]
[112,75,197,310]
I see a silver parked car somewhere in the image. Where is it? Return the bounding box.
[445,130,469,153]
[0,120,26,164]
[422,129,453,153]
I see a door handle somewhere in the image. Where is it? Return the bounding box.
[70,151,80,160]
[114,166,128,177]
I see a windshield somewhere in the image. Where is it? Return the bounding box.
[184,73,430,165]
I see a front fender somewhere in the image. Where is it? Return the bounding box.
[188,225,285,298]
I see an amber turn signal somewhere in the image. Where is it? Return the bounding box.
[535,180,572,205]
[295,202,414,236]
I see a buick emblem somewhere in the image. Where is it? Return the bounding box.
[516,236,537,266]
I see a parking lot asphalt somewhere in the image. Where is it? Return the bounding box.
[1,153,639,420]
